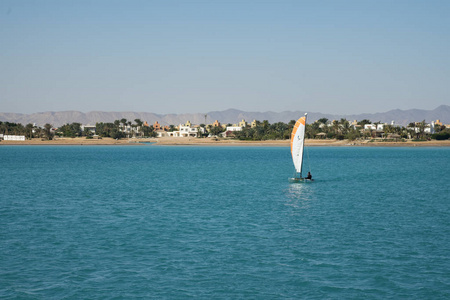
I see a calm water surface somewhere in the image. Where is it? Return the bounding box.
[1,145,449,299]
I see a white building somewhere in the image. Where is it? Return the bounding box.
[428,122,436,134]
[219,126,244,137]
[156,130,168,138]
[408,122,435,134]
[364,123,385,131]
[2,135,26,141]
[225,126,243,132]
[167,124,199,137]
[364,124,377,130]
[81,124,96,134]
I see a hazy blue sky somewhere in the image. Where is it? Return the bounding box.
[1,0,449,114]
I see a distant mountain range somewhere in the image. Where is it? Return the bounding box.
[0,105,449,127]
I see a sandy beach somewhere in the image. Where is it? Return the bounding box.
[1,137,450,147]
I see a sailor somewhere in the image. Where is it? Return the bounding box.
[306,172,312,180]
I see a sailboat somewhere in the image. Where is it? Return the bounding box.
[289,113,313,183]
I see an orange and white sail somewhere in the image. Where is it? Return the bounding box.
[290,113,307,175]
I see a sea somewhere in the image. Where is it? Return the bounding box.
[0,145,449,299]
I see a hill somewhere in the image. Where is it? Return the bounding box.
[0,105,448,127]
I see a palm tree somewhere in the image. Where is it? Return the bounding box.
[11,123,24,135]
[332,120,340,135]
[357,119,371,127]
[127,121,132,138]
[288,120,296,129]
[417,120,426,140]
[134,119,143,137]
[114,120,121,129]
[25,123,34,139]
[33,125,43,139]
[0,122,7,135]
[44,123,53,140]
[317,118,328,124]
[120,118,127,135]
[340,118,350,135]
[198,124,206,138]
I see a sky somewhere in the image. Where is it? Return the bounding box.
[0,0,449,115]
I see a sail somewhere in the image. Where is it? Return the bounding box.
[290,114,307,175]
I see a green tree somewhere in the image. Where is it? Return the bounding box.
[25,123,34,139]
[142,125,156,137]
[134,119,143,137]
[288,120,296,128]
[110,128,126,139]
[44,123,54,140]
[58,123,82,137]
[332,120,340,135]
[33,126,43,139]
[0,122,7,135]
[357,119,371,127]
[83,127,92,137]
[210,126,224,136]
[96,122,116,138]
[431,129,450,140]
[120,118,127,136]
[127,121,132,138]
[198,124,206,138]
[317,118,328,124]
[346,128,361,141]
[416,120,426,140]
[340,118,350,135]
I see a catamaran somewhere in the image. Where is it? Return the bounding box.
[289,113,313,183]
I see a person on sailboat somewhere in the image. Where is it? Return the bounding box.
[306,172,312,180]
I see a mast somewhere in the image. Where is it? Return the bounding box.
[299,113,307,178]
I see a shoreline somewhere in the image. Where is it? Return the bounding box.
[1,137,450,147]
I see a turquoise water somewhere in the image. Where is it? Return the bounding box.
[1,145,449,299]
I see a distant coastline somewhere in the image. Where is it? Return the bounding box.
[1,137,450,147]
[1,105,449,127]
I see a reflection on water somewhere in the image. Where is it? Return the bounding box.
[284,182,315,210]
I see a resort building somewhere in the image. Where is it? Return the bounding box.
[238,119,248,128]
[1,135,26,141]
[80,124,96,134]
[167,122,200,137]
[156,129,168,137]
[153,121,161,130]
[225,126,243,132]
[408,121,436,134]
[364,124,385,131]
[428,122,436,134]
[363,123,387,138]
[350,120,362,130]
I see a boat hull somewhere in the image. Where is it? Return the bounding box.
[288,177,314,183]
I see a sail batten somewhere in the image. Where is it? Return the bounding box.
[290,114,307,177]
